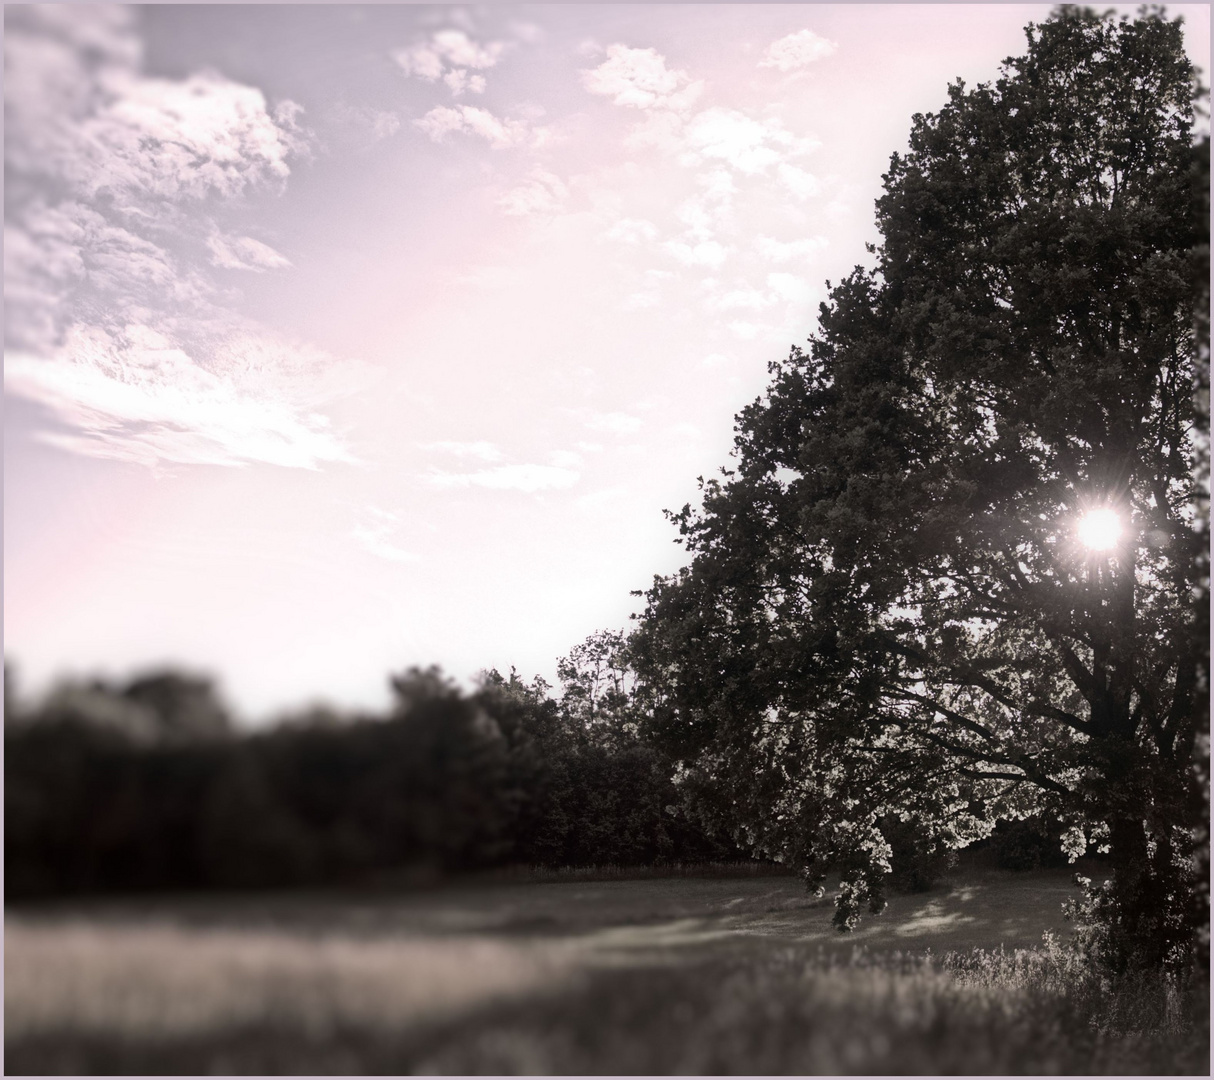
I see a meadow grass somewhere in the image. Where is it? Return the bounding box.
[6,868,1209,1075]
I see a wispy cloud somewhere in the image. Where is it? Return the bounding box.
[426,463,579,492]
[5,328,353,470]
[351,508,419,563]
[602,217,659,245]
[422,440,504,462]
[208,233,292,272]
[582,410,642,436]
[322,103,401,146]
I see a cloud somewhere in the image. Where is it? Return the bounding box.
[426,463,579,492]
[549,449,583,469]
[581,45,704,111]
[392,30,506,95]
[3,13,359,472]
[498,168,568,217]
[603,217,659,245]
[584,411,642,436]
[663,238,728,268]
[6,8,308,206]
[716,287,774,311]
[680,108,817,175]
[766,272,818,305]
[415,105,529,148]
[78,74,307,201]
[351,508,418,563]
[574,486,630,515]
[5,327,353,470]
[323,103,401,145]
[208,233,292,272]
[778,162,821,199]
[423,440,504,462]
[760,29,838,72]
[754,234,829,262]
[623,268,675,310]
[443,70,487,96]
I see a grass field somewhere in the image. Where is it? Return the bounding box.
[6,865,1209,1074]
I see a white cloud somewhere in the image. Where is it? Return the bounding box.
[498,168,568,217]
[5,328,353,470]
[82,73,306,202]
[728,320,761,340]
[664,238,728,268]
[443,69,487,96]
[680,108,816,176]
[392,30,506,96]
[426,463,579,492]
[767,272,817,305]
[716,287,774,311]
[581,45,704,111]
[760,29,838,71]
[423,440,504,462]
[208,233,292,273]
[584,411,642,435]
[754,234,829,263]
[624,108,687,154]
[549,449,583,469]
[415,105,529,148]
[624,267,675,309]
[3,15,356,473]
[778,162,821,199]
[575,486,630,514]
[603,217,659,245]
[351,509,418,564]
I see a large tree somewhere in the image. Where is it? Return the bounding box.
[632,6,1207,970]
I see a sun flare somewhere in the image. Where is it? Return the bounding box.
[1077,508,1122,551]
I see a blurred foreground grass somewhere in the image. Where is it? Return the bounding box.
[6,869,1209,1074]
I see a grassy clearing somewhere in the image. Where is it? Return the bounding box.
[6,868,1209,1074]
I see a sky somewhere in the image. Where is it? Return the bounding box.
[5,3,1210,723]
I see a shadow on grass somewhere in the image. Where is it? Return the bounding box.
[8,949,1209,1075]
[8,865,1206,1075]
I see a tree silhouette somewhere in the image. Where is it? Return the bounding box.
[632,7,1206,970]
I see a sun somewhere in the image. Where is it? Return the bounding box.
[1077,508,1121,551]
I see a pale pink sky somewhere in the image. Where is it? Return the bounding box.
[5,4,1209,721]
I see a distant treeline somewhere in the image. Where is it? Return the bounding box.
[5,663,744,898]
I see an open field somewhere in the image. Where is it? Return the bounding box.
[6,866,1209,1074]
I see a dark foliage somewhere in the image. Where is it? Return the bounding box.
[987,816,1071,872]
[5,665,739,898]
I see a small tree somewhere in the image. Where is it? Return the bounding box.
[632,7,1206,970]
[557,630,639,745]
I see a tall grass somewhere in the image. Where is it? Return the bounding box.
[7,925,1207,1074]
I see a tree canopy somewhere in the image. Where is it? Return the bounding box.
[631,6,1207,970]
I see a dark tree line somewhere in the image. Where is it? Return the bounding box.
[5,662,741,898]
